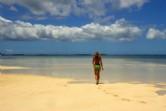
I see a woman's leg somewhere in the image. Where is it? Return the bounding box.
[94,70,97,81]
[94,66,101,85]
[95,70,100,85]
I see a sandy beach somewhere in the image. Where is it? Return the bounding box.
[0,66,166,111]
[0,0,166,110]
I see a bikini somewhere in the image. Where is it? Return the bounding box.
[95,64,100,70]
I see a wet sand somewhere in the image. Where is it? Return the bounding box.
[0,65,28,70]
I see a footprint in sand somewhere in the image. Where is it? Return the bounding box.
[121,98,131,102]
[113,94,119,97]
[97,86,101,89]
[97,87,119,97]
[138,101,147,104]
[97,87,110,94]
[103,90,119,97]
[102,89,112,94]
[103,89,107,92]
[63,84,68,87]
[96,86,146,104]
[96,86,120,98]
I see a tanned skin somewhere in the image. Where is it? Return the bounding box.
[92,52,104,85]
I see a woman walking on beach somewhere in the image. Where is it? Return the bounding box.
[92,52,104,85]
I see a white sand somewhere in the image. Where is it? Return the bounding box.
[0,73,166,111]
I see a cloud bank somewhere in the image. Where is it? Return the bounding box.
[0,16,142,41]
[0,0,149,18]
[146,28,166,39]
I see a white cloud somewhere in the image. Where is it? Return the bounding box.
[112,0,149,9]
[146,28,166,39]
[0,16,12,23]
[0,0,75,17]
[0,16,142,41]
[0,0,150,18]
[82,19,142,40]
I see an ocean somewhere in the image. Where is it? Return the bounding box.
[0,56,166,83]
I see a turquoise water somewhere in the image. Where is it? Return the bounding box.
[0,56,166,83]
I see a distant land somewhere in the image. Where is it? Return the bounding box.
[1,52,166,58]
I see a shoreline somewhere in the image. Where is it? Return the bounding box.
[0,65,29,70]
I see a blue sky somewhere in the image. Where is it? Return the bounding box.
[0,0,166,54]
